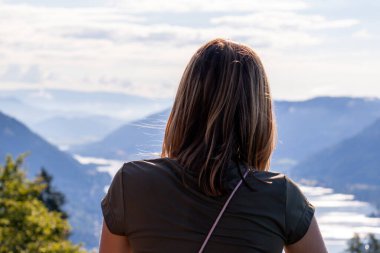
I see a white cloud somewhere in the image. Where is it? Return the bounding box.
[0,64,43,83]
[0,0,378,99]
[210,12,359,30]
[110,0,309,13]
[352,29,372,39]
[1,0,106,8]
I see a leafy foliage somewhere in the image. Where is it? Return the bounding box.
[0,154,86,253]
[346,233,380,253]
[37,167,68,219]
[367,234,380,253]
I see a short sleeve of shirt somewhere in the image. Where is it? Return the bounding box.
[284,175,315,245]
[101,164,127,235]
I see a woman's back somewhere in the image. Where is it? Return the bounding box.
[99,38,327,253]
[101,157,314,253]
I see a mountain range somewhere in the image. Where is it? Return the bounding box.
[70,96,380,213]
[291,118,380,211]
[0,88,172,147]
[272,97,380,169]
[71,97,380,169]
[0,110,110,248]
[70,109,171,160]
[33,115,123,147]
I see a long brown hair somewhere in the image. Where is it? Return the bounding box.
[162,38,277,196]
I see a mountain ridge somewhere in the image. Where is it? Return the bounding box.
[0,110,110,248]
[71,97,380,168]
[290,118,380,211]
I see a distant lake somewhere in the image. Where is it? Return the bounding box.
[74,155,380,253]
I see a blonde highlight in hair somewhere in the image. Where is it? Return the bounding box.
[162,38,277,196]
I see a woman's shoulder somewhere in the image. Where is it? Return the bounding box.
[248,169,286,187]
[251,169,285,180]
[119,157,167,171]
[118,157,180,182]
[258,170,309,197]
[246,169,308,197]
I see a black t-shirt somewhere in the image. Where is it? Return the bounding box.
[101,157,315,253]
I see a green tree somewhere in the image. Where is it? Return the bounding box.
[37,167,68,219]
[346,233,364,253]
[0,154,86,253]
[366,233,380,253]
[345,233,380,253]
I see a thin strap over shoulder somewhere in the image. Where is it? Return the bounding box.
[198,168,250,253]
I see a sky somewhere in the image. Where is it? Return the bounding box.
[0,0,379,100]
